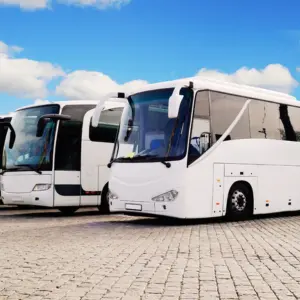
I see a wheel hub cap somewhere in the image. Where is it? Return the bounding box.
[231,190,246,211]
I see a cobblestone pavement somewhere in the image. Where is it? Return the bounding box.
[1,208,300,300]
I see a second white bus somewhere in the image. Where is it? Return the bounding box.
[1,100,124,214]
[92,77,300,220]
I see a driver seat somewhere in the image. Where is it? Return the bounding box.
[150,139,164,150]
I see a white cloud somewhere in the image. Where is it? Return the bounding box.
[34,99,51,105]
[56,70,148,100]
[0,41,23,56]
[0,41,65,99]
[59,0,130,9]
[0,0,48,10]
[0,0,130,10]
[196,64,298,94]
[297,67,300,72]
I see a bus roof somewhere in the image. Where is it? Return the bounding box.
[0,114,12,118]
[15,100,99,111]
[129,76,299,107]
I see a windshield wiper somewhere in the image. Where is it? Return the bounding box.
[107,156,133,168]
[107,155,171,168]
[131,154,171,168]
[14,164,42,174]
[159,160,171,168]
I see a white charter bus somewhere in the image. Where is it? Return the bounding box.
[1,100,124,214]
[92,77,300,220]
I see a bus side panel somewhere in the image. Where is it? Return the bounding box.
[81,109,114,206]
[223,163,258,216]
[54,171,80,207]
[211,163,224,217]
[185,160,214,219]
[81,140,113,206]
[255,165,300,214]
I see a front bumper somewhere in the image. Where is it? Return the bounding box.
[110,198,186,219]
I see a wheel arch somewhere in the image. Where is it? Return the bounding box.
[98,182,110,214]
[101,182,109,203]
[225,179,254,217]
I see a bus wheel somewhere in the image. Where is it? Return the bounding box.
[58,207,78,215]
[98,184,110,214]
[226,182,253,220]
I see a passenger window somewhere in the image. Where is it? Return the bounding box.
[89,108,123,143]
[188,91,211,165]
[249,101,281,140]
[279,105,300,141]
[210,91,250,143]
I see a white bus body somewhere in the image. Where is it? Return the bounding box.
[1,100,124,214]
[92,77,300,220]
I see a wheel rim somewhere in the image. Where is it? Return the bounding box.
[231,189,246,212]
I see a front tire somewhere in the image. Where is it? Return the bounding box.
[226,182,253,220]
[97,184,110,214]
[58,207,78,215]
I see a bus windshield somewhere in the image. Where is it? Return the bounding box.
[2,105,60,172]
[114,87,193,162]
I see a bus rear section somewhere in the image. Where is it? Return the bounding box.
[1,101,124,214]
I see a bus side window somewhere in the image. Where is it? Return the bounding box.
[89,108,123,143]
[55,105,95,171]
[188,91,210,165]
[279,105,300,141]
[210,91,250,143]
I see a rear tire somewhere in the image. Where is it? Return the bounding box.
[59,207,78,215]
[226,182,253,220]
[97,184,110,214]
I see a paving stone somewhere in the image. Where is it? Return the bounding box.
[2,208,300,299]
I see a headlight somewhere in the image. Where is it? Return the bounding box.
[152,190,178,202]
[108,190,119,200]
[33,184,51,191]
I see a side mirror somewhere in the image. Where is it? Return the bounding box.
[92,92,127,128]
[36,114,71,137]
[1,122,16,149]
[92,100,106,128]
[168,86,184,119]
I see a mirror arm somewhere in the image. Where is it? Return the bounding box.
[92,92,128,128]
[36,114,71,138]
[168,81,194,119]
[2,123,16,149]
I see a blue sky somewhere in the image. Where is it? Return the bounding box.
[0,0,299,114]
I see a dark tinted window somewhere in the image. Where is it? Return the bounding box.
[89,107,123,143]
[278,105,300,141]
[249,100,281,139]
[55,105,95,171]
[248,100,300,141]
